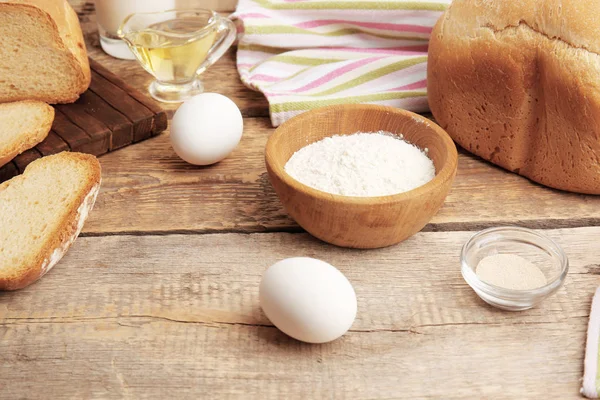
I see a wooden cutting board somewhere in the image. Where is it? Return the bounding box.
[0,59,168,183]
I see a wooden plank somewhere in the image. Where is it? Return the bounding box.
[0,321,584,399]
[36,131,70,156]
[0,228,595,398]
[12,148,42,173]
[0,161,18,182]
[75,90,133,150]
[51,110,93,151]
[82,117,600,235]
[54,103,112,150]
[89,70,155,143]
[90,59,168,139]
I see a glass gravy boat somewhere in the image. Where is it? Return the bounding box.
[119,9,236,103]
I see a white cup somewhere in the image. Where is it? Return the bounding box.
[95,0,177,59]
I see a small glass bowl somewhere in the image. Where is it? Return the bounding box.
[461,226,569,311]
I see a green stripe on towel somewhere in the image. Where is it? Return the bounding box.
[313,56,428,96]
[238,44,285,54]
[270,91,427,113]
[259,55,346,67]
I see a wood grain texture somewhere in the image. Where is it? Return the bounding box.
[82,117,600,235]
[266,105,458,248]
[80,85,133,150]
[53,107,107,153]
[0,228,595,399]
[90,60,168,140]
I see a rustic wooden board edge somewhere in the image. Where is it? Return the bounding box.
[89,71,153,144]
[89,59,169,137]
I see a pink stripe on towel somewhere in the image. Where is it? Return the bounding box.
[289,57,381,93]
[386,79,428,91]
[295,20,433,34]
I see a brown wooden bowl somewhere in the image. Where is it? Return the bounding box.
[265,105,458,249]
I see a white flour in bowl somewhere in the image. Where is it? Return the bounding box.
[284,131,435,197]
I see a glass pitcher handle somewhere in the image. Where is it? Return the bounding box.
[196,15,237,76]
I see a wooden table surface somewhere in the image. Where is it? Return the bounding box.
[2,2,599,399]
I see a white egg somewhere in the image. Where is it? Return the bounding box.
[170,93,243,165]
[259,257,357,344]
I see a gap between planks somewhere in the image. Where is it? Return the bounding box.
[3,314,589,333]
[78,217,600,238]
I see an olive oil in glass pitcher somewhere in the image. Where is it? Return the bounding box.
[119,9,236,103]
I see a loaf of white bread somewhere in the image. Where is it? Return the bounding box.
[0,0,90,103]
[0,152,101,290]
[428,0,600,194]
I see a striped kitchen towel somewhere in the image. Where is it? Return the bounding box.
[583,287,600,398]
[231,0,450,127]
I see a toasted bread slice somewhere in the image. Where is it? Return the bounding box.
[0,100,54,167]
[0,152,101,290]
[0,1,91,103]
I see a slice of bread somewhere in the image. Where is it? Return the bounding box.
[0,100,54,167]
[0,0,91,103]
[0,152,101,290]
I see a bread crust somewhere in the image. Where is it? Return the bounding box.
[0,152,101,290]
[0,1,90,103]
[0,101,54,167]
[23,0,91,89]
[428,0,600,194]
